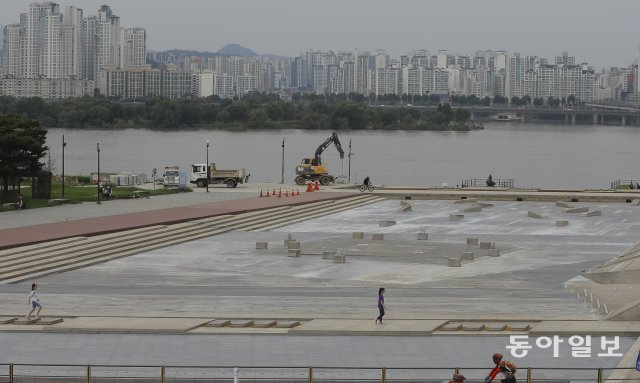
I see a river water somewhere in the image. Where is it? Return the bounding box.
[45,122,640,189]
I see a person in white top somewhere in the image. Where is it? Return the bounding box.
[26,283,43,320]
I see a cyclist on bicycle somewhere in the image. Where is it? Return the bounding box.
[363,176,371,187]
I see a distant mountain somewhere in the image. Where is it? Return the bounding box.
[216,43,256,57]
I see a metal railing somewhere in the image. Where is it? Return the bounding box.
[610,179,640,190]
[0,363,637,383]
[462,178,515,188]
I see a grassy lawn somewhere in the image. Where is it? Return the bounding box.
[0,180,191,212]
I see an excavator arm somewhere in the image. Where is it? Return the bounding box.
[313,133,345,165]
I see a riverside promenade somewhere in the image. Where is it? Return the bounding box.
[1,186,640,381]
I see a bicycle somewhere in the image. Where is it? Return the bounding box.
[359,184,374,192]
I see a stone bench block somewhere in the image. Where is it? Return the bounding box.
[467,237,478,245]
[287,241,301,250]
[632,199,640,206]
[479,241,493,249]
[448,258,462,267]
[461,252,474,261]
[485,323,508,331]
[459,205,481,213]
[556,201,574,208]
[38,318,63,325]
[13,318,40,325]
[276,320,300,328]
[583,210,602,217]
[323,251,336,260]
[449,214,464,221]
[256,241,268,250]
[287,249,301,257]
[417,232,428,240]
[488,248,500,257]
[565,207,589,213]
[453,198,477,204]
[205,320,230,327]
[379,220,396,227]
[399,204,412,212]
[372,233,385,240]
[228,320,254,328]
[440,322,463,331]
[253,320,277,328]
[352,232,364,239]
[463,323,485,331]
[508,323,532,331]
[333,255,346,263]
[556,220,569,227]
[477,202,494,208]
[528,211,547,219]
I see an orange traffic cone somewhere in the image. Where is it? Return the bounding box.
[314,181,320,191]
[259,189,264,197]
[285,190,289,197]
[278,189,282,198]
[306,182,313,192]
[296,189,300,196]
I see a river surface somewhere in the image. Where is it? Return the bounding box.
[45,122,640,189]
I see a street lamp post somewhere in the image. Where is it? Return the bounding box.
[348,139,352,183]
[281,137,285,184]
[62,135,66,198]
[206,140,210,193]
[96,143,101,204]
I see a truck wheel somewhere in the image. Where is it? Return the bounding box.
[196,180,206,188]
[295,176,306,185]
[320,176,331,185]
[226,179,237,188]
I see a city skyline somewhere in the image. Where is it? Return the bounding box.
[1,0,640,69]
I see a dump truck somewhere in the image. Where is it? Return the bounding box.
[190,163,250,188]
[163,165,180,188]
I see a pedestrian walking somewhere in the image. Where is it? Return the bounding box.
[26,283,43,320]
[375,287,386,324]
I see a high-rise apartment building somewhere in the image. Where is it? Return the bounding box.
[2,24,22,78]
[124,28,146,67]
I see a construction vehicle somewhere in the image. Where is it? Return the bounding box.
[190,163,250,188]
[163,166,180,188]
[295,132,344,185]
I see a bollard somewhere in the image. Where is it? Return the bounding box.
[381,367,387,383]
[308,367,313,383]
[597,368,602,383]
[526,367,531,383]
[86,365,91,383]
[160,366,165,383]
[234,367,239,383]
[9,363,13,383]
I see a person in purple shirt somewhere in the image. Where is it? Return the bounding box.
[375,287,386,324]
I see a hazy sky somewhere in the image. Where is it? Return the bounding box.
[1,0,638,68]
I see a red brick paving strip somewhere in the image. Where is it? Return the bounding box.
[0,192,355,250]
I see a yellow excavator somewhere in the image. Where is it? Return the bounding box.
[295,132,345,185]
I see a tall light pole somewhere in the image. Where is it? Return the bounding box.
[96,143,101,204]
[206,140,210,193]
[62,135,66,198]
[281,137,285,184]
[348,139,352,183]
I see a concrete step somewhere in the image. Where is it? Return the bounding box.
[2,196,382,283]
[245,196,380,232]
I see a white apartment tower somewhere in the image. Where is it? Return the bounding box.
[2,24,22,78]
[124,28,146,67]
[97,5,123,71]
[61,6,83,79]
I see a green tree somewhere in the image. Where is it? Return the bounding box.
[0,114,48,198]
